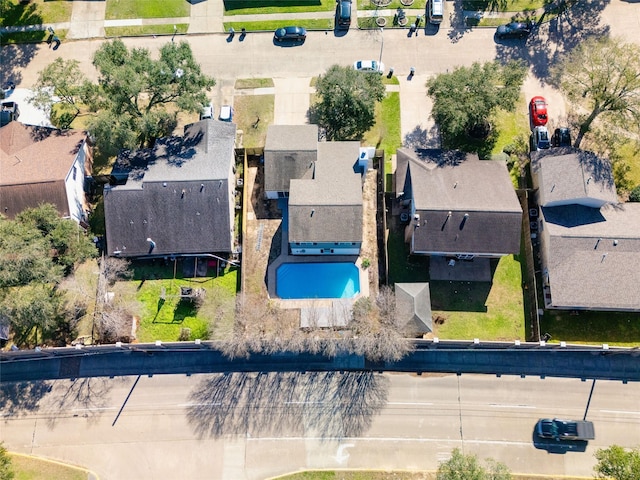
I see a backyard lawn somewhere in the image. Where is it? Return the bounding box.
[110,260,238,342]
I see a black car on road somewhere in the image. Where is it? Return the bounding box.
[495,21,532,40]
[552,127,572,147]
[274,26,307,42]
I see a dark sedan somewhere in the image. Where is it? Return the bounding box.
[274,26,307,42]
[495,21,531,40]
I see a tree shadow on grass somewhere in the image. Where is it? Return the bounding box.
[186,371,389,439]
[494,0,611,83]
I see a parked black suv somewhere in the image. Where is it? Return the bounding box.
[336,0,352,30]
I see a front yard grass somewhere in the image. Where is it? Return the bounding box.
[234,93,275,148]
[1,0,72,26]
[223,0,335,15]
[105,0,189,20]
[236,78,275,89]
[462,0,544,12]
[357,0,427,11]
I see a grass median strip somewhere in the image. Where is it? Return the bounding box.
[224,19,333,32]
[105,24,188,38]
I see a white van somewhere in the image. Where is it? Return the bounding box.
[428,0,444,24]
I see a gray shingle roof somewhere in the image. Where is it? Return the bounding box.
[264,125,318,193]
[531,148,617,208]
[288,141,363,243]
[542,203,640,311]
[395,283,433,335]
[397,148,522,255]
[104,120,236,257]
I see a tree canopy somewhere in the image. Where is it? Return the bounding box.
[30,40,216,157]
[310,64,386,141]
[594,445,640,480]
[552,37,640,148]
[427,61,526,148]
[436,448,511,480]
[0,205,96,346]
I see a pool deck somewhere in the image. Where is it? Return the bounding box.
[266,227,370,319]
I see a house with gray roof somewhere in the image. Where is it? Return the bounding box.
[288,141,363,255]
[531,148,617,208]
[264,124,318,199]
[395,148,522,279]
[531,148,640,311]
[263,125,365,256]
[104,120,237,258]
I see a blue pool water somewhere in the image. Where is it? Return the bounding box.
[276,262,360,299]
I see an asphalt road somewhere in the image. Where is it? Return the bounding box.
[2,372,639,479]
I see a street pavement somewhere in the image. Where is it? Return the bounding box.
[1,372,639,479]
[3,2,640,140]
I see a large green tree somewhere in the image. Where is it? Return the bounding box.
[89,39,215,155]
[427,61,526,147]
[594,445,640,480]
[552,37,640,149]
[437,448,511,480]
[30,40,215,157]
[310,64,386,141]
[29,58,96,128]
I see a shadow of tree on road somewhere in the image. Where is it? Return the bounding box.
[495,0,610,83]
[0,44,40,88]
[187,371,389,439]
[42,377,122,427]
[0,381,52,418]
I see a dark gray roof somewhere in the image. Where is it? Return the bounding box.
[397,148,522,255]
[541,203,640,311]
[104,120,236,257]
[395,283,432,335]
[531,148,617,208]
[264,125,318,193]
[289,141,363,243]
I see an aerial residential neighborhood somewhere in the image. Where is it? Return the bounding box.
[1,0,640,479]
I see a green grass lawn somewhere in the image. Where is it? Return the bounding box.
[431,255,525,341]
[105,23,188,38]
[0,0,72,26]
[105,0,189,20]
[234,93,275,148]
[358,0,427,11]
[618,139,640,189]
[224,18,333,31]
[9,454,88,480]
[112,261,238,343]
[276,471,584,480]
[540,311,640,347]
[462,0,544,12]
[223,0,335,15]
[235,78,275,89]
[492,105,529,157]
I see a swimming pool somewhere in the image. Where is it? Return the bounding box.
[276,262,360,299]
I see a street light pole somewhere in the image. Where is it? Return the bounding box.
[172,25,177,43]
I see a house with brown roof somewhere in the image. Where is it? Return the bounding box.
[395,148,522,281]
[531,148,640,311]
[0,122,90,223]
